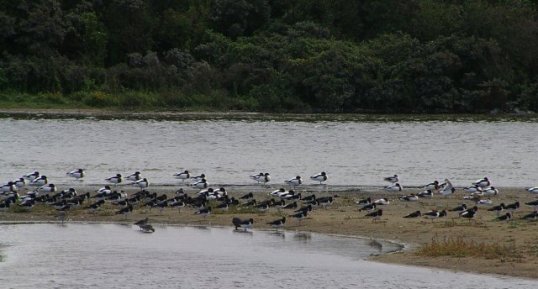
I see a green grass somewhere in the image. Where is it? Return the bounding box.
[417,236,519,260]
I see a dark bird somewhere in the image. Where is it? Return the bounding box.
[294,204,312,214]
[289,210,308,221]
[302,194,316,202]
[139,224,155,233]
[134,217,149,226]
[317,196,333,208]
[195,206,211,217]
[505,201,520,211]
[232,217,254,231]
[460,206,478,220]
[240,192,254,200]
[267,217,286,229]
[356,197,371,205]
[521,211,538,220]
[424,210,447,220]
[281,201,298,209]
[115,204,133,217]
[497,212,512,221]
[487,203,505,216]
[359,203,376,212]
[403,210,421,218]
[365,209,383,222]
[449,203,467,212]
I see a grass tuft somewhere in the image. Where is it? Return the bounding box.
[417,236,520,260]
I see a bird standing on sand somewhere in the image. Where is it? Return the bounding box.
[403,210,421,218]
[365,209,383,222]
[310,172,328,184]
[267,217,286,229]
[133,178,150,189]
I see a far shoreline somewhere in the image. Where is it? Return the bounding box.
[1,108,538,122]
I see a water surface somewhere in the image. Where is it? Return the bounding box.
[0,118,536,187]
[0,224,536,289]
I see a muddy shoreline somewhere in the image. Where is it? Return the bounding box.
[1,185,537,279]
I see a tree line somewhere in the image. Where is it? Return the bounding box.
[1,0,537,113]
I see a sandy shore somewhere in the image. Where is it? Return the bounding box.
[1,185,537,279]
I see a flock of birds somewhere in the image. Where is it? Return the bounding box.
[0,169,332,232]
[358,175,538,223]
[1,169,538,233]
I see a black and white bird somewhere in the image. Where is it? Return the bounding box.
[384,183,402,192]
[195,206,211,217]
[449,203,468,212]
[399,194,418,202]
[139,224,155,233]
[310,172,328,184]
[192,178,208,189]
[115,204,133,217]
[133,178,150,189]
[271,188,288,197]
[31,175,48,186]
[105,174,122,185]
[250,173,264,183]
[424,209,447,220]
[497,212,512,221]
[67,169,85,180]
[134,217,149,226]
[365,209,383,222]
[439,178,455,196]
[487,203,505,216]
[36,184,56,194]
[482,187,499,196]
[126,171,142,182]
[174,170,190,182]
[317,196,333,208]
[232,217,254,231]
[473,177,490,188]
[526,187,538,194]
[14,178,26,188]
[423,180,440,191]
[403,210,421,218]
[97,185,112,195]
[285,176,302,187]
[289,210,308,221]
[463,185,482,194]
[359,203,376,212]
[191,173,206,181]
[267,217,286,229]
[384,174,399,183]
[417,190,434,198]
[373,198,390,205]
[459,206,478,220]
[356,197,371,205]
[1,182,15,193]
[23,171,40,181]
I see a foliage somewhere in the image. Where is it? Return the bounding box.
[417,236,520,260]
[0,0,537,112]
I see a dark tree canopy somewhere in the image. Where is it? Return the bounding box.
[0,0,537,113]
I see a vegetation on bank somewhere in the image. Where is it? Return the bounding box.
[417,236,520,261]
[1,0,538,113]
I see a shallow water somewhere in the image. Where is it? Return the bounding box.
[0,118,537,187]
[0,224,536,289]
